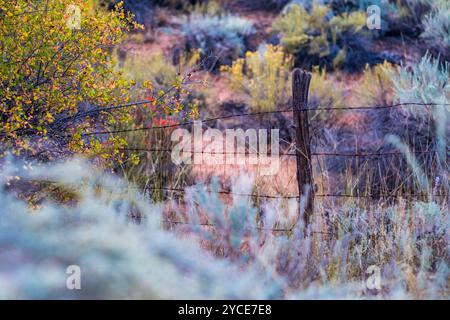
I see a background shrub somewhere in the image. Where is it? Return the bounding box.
[179,11,254,69]
[272,2,377,71]
[221,44,293,111]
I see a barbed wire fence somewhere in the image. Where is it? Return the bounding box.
[1,8,447,237]
[33,68,449,234]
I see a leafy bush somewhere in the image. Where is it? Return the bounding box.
[336,55,449,197]
[272,2,373,70]
[385,0,449,57]
[179,11,254,68]
[284,0,401,37]
[221,45,293,111]
[0,0,140,158]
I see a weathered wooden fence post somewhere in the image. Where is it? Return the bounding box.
[292,68,314,229]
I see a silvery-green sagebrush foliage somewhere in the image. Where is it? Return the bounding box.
[421,0,450,55]
[0,158,277,299]
[387,54,449,172]
[0,159,448,299]
[178,174,449,299]
[234,0,291,11]
[181,14,254,53]
[389,53,450,109]
[179,12,254,67]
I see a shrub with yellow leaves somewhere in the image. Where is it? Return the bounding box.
[221,44,293,112]
[356,61,395,107]
[309,66,344,110]
[0,0,141,159]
